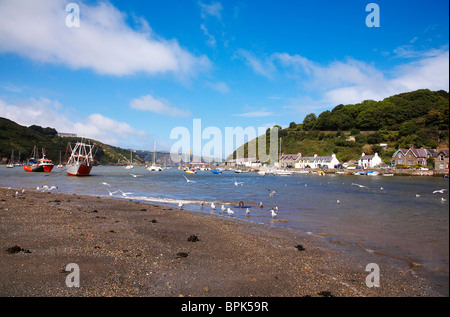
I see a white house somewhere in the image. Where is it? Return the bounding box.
[358,152,382,169]
[295,154,340,169]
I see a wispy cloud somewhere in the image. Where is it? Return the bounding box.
[129,94,190,117]
[234,50,277,79]
[198,1,223,19]
[205,81,230,94]
[232,110,275,118]
[200,24,216,47]
[0,0,210,77]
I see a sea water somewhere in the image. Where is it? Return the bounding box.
[1,166,448,294]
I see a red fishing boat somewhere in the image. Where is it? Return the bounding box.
[66,140,95,176]
[23,146,54,173]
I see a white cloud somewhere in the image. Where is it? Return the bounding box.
[0,97,148,147]
[129,94,190,117]
[0,0,210,77]
[271,49,449,106]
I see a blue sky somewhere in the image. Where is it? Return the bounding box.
[0,0,448,158]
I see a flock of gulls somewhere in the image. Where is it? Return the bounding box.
[3,171,447,220]
[94,173,449,221]
[98,175,282,219]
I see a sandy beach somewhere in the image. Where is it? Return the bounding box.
[0,187,444,297]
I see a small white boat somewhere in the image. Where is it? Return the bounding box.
[147,164,162,171]
[367,170,380,176]
[382,173,394,176]
[273,170,292,176]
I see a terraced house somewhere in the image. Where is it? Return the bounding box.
[392,147,447,169]
[432,150,449,171]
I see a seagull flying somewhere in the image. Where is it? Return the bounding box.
[183,175,196,183]
[234,177,244,186]
[351,183,369,189]
[119,189,133,197]
[101,182,111,187]
[433,189,447,194]
[107,190,118,196]
[129,173,143,178]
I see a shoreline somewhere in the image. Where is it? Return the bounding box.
[0,187,446,297]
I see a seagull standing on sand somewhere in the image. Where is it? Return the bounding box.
[270,209,277,218]
[221,205,226,211]
[227,208,235,215]
[246,208,250,215]
[259,202,263,209]
[211,202,216,209]
[416,194,421,198]
[178,202,184,209]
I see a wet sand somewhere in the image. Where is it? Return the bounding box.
[0,187,443,297]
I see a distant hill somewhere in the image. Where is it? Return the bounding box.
[228,89,449,164]
[0,117,147,165]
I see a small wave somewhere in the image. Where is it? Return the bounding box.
[107,194,234,207]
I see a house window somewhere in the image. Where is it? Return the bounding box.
[440,163,444,169]
[399,153,402,158]
[440,155,444,161]
[398,160,402,164]
[408,160,413,165]
[409,154,412,158]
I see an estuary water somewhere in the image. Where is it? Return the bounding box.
[1,165,448,294]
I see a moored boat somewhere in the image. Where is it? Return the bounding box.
[66,140,95,176]
[23,147,54,173]
[273,170,292,176]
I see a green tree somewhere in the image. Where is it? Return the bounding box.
[302,113,317,131]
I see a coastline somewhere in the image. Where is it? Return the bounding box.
[0,187,444,297]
